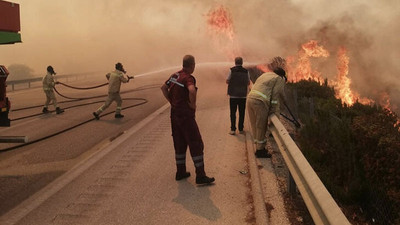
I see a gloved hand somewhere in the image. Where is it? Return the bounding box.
[55,81,60,84]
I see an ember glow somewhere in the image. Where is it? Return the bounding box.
[206,5,241,59]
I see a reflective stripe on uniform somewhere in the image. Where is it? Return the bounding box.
[192,155,204,167]
[175,153,186,159]
[192,155,203,161]
[176,160,186,165]
[254,138,267,144]
[250,90,269,100]
[176,153,186,165]
[195,161,204,167]
[168,73,184,87]
[116,106,122,110]
[250,90,278,104]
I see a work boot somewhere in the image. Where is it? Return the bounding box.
[196,176,215,185]
[93,112,100,120]
[239,130,245,134]
[175,172,191,181]
[115,113,124,118]
[229,130,235,135]
[255,149,272,158]
[42,107,49,114]
[56,107,64,114]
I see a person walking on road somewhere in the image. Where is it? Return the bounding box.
[93,62,132,120]
[161,55,215,185]
[226,57,250,135]
[247,56,287,158]
[42,65,64,114]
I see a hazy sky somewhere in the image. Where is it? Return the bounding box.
[1,0,399,112]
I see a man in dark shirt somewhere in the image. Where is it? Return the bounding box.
[161,55,215,185]
[226,57,250,135]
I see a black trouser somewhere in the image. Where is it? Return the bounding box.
[229,98,246,131]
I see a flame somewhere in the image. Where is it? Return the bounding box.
[206,5,399,129]
[333,47,373,106]
[379,92,400,130]
[287,40,329,82]
[334,47,355,105]
[379,92,391,110]
[206,5,241,59]
[281,41,375,106]
[256,64,269,73]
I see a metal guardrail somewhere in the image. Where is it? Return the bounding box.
[5,72,96,91]
[268,114,351,225]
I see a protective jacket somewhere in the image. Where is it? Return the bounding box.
[106,70,129,93]
[227,66,249,97]
[42,72,55,91]
[165,70,196,117]
[165,69,206,177]
[248,72,286,115]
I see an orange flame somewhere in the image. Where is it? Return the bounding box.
[379,92,391,110]
[256,64,269,73]
[333,47,373,106]
[206,5,241,59]
[287,40,329,82]
[334,47,355,105]
[379,92,400,130]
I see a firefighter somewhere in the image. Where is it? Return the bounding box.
[161,55,215,184]
[93,62,131,120]
[247,56,287,158]
[42,66,64,114]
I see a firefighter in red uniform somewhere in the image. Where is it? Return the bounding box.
[161,55,215,184]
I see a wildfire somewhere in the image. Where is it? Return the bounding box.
[288,40,329,82]
[206,5,241,59]
[334,47,355,105]
[379,92,400,130]
[204,4,396,120]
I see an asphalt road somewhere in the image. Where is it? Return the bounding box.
[0,64,231,217]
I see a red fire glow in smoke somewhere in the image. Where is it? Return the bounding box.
[206,5,241,59]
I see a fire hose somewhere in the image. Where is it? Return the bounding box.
[1,82,158,152]
[10,82,159,121]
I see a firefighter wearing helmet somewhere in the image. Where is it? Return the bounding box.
[42,65,64,114]
[93,62,132,120]
[247,56,288,158]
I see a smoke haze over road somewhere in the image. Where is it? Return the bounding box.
[1,0,399,113]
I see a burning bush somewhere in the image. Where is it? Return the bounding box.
[287,80,400,224]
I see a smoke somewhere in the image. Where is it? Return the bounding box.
[1,0,399,113]
[285,0,400,114]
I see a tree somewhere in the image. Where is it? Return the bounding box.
[7,64,35,81]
